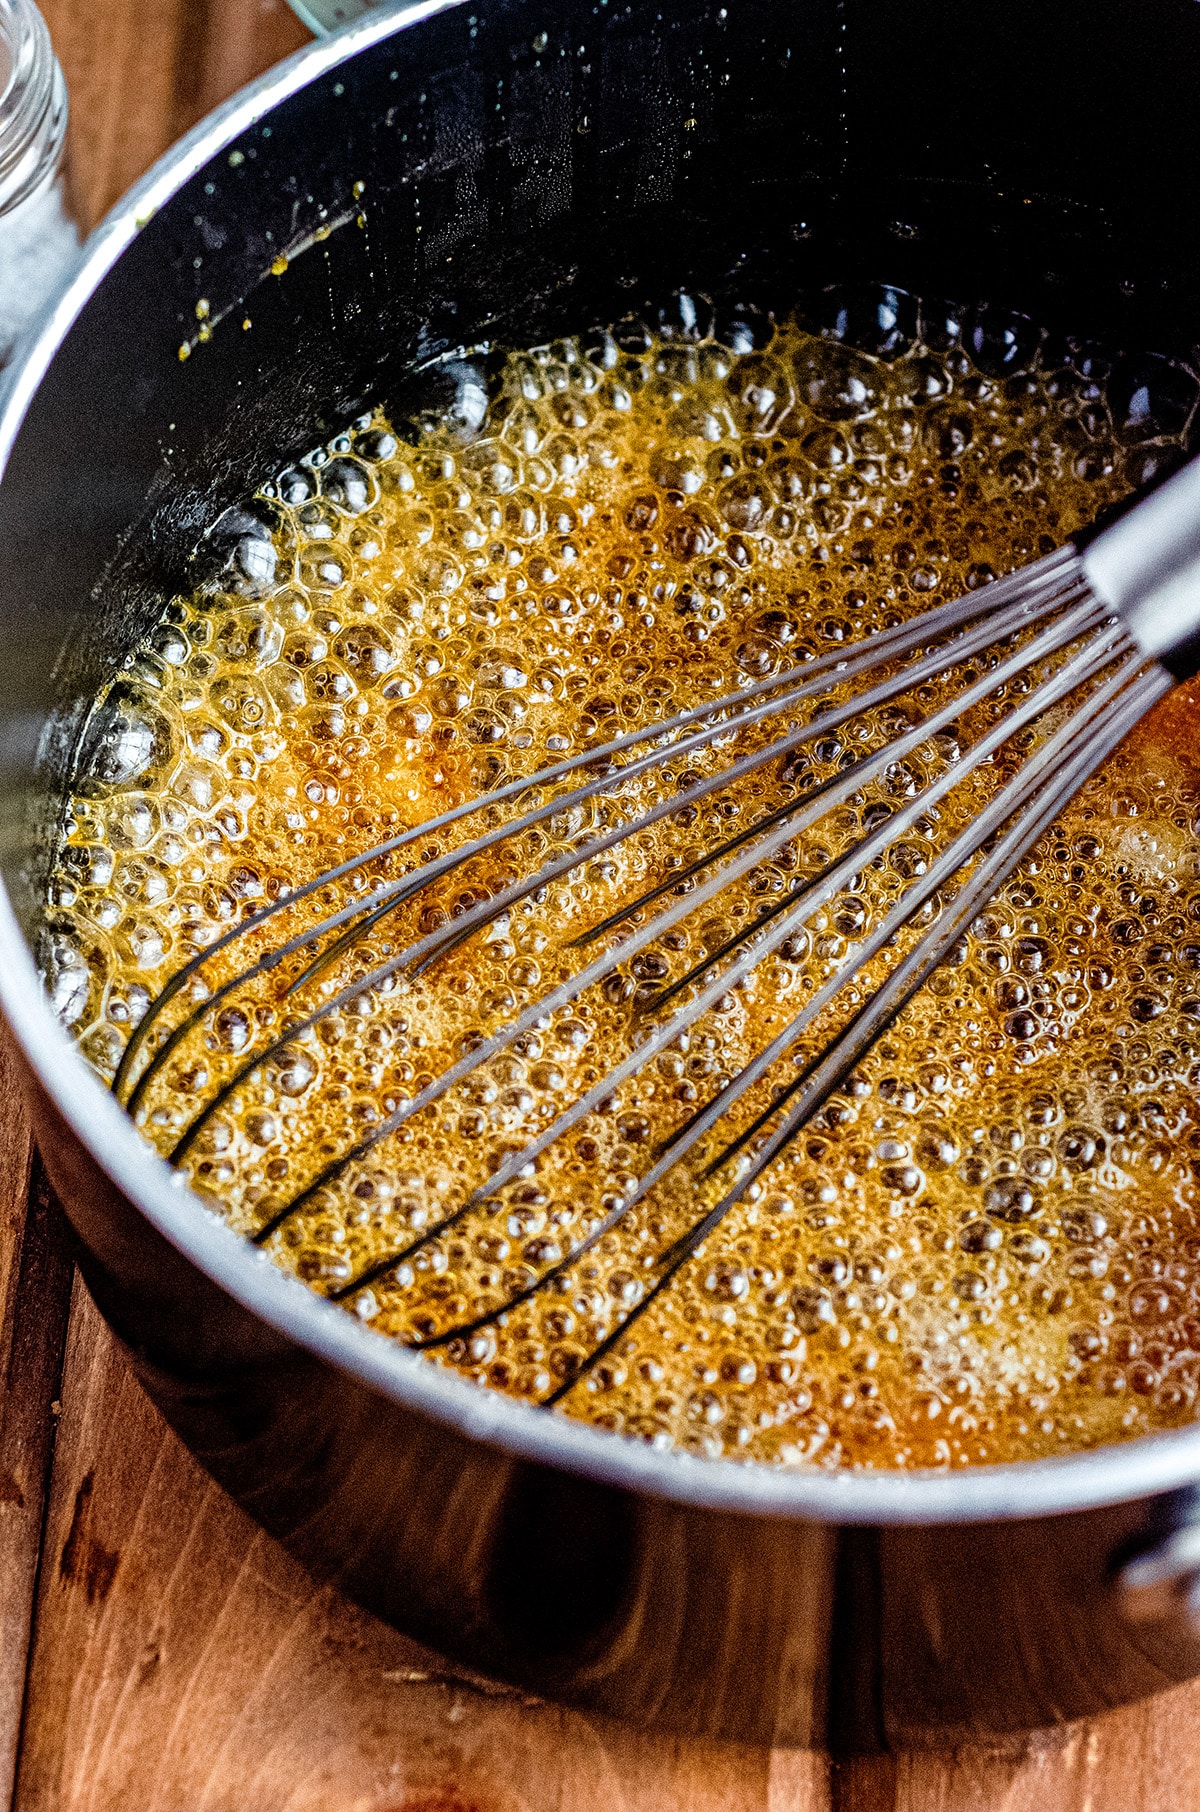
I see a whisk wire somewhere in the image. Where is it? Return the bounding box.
[242,592,1116,1240]
[115,549,1083,1113]
[333,629,1148,1322]
[178,588,1110,1173]
[110,534,1175,1411]
[540,660,1169,1407]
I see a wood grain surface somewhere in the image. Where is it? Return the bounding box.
[5,3,1200,1806]
[43,0,310,233]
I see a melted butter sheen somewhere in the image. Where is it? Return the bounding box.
[45,306,1200,1469]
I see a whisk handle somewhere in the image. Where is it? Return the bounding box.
[1082,450,1200,678]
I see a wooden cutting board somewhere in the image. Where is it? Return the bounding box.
[4,6,1200,1804]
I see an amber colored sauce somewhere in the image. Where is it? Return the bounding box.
[45,305,1200,1469]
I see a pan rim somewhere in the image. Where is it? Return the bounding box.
[2,0,1196,1530]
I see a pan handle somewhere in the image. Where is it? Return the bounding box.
[1116,1499,1200,1639]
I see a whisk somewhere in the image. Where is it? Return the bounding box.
[110,454,1200,1406]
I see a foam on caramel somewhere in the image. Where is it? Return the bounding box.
[44,299,1200,1469]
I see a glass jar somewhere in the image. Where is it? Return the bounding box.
[0,0,75,377]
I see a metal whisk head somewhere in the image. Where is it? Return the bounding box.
[111,541,1172,1404]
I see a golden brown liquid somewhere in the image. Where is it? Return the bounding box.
[46,307,1200,1468]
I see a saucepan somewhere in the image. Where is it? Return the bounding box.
[3,0,1200,1751]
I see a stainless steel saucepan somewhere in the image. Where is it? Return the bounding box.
[2,0,1200,1750]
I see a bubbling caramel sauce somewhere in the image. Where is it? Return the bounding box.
[44,294,1200,1468]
